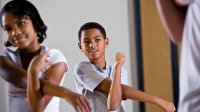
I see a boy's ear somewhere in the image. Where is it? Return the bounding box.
[105,38,109,48]
[78,42,83,51]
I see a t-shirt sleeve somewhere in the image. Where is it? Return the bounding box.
[0,49,12,57]
[48,49,68,65]
[0,49,17,63]
[44,49,68,85]
[0,51,6,56]
[74,61,107,92]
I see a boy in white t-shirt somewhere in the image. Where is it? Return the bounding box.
[75,22,176,112]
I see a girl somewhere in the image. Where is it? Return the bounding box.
[0,0,91,112]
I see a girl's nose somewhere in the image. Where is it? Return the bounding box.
[12,28,22,37]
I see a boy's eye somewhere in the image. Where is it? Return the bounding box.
[95,39,100,42]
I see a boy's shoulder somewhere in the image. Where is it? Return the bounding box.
[76,61,93,68]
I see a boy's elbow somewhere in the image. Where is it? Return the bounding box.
[107,102,121,111]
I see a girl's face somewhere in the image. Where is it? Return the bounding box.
[2,12,39,50]
[78,28,109,63]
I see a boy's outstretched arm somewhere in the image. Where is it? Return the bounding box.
[96,75,175,112]
[155,0,186,44]
[121,84,176,112]
[27,52,91,112]
[107,53,125,111]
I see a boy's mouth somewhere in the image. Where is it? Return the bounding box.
[89,49,98,54]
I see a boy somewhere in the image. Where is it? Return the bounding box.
[74,22,176,112]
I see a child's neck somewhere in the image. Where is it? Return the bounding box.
[90,60,106,69]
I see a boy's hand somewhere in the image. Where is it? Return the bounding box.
[155,97,176,112]
[115,52,126,67]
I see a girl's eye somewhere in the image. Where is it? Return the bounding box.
[18,20,25,27]
[4,27,12,32]
[17,18,27,27]
[83,40,90,44]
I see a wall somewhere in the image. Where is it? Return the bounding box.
[140,0,174,112]
[0,0,9,112]
[0,0,137,112]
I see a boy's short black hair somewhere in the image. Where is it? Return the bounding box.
[0,0,47,47]
[78,22,106,41]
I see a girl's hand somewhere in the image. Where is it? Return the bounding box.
[29,52,53,72]
[64,91,92,112]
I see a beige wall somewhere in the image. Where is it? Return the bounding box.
[140,0,174,112]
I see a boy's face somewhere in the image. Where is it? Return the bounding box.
[78,28,109,62]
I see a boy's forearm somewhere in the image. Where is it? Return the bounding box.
[122,85,157,104]
[107,66,122,110]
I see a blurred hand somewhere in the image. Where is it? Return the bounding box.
[29,52,53,72]
[64,91,92,112]
[156,97,176,112]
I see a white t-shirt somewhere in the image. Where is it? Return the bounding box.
[178,1,200,112]
[74,61,128,112]
[0,45,68,112]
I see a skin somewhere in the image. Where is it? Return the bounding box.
[155,0,187,44]
[0,12,91,112]
[78,28,176,112]
[107,52,125,110]
[28,52,91,112]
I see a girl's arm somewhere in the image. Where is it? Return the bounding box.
[0,56,27,88]
[27,52,91,112]
[0,56,54,111]
[155,0,186,44]
[107,53,125,111]
[41,79,91,112]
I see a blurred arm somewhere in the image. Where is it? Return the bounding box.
[155,0,187,44]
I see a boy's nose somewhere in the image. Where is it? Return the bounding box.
[89,42,96,48]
